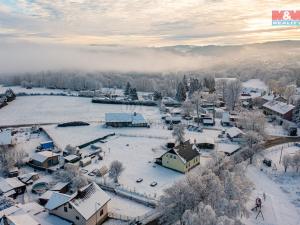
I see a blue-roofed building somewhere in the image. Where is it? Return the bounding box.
[105,112,149,127]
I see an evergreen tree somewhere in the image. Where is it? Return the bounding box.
[124,82,131,96]
[176,82,186,102]
[130,88,138,100]
[153,91,162,101]
[189,78,201,98]
[293,98,300,126]
[183,75,189,91]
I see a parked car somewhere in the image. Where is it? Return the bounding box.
[136,178,143,183]
[263,159,272,167]
[150,181,157,187]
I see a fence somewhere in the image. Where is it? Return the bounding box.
[108,212,135,221]
[95,179,157,208]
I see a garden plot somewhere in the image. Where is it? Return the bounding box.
[0,96,160,126]
[13,128,51,157]
[85,135,184,196]
[107,192,152,217]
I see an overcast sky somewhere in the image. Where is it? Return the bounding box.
[0,1,299,73]
[1,0,299,47]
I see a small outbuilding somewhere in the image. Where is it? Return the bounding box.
[30,151,60,169]
[105,112,148,127]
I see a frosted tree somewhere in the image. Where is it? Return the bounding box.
[203,76,215,93]
[291,151,300,172]
[109,160,124,183]
[238,111,266,137]
[284,85,296,104]
[54,163,88,189]
[282,154,292,172]
[172,124,185,144]
[189,78,201,98]
[182,101,194,117]
[293,98,300,126]
[216,79,228,101]
[176,82,187,102]
[183,75,189,91]
[225,80,242,111]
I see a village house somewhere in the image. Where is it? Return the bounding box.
[262,100,295,121]
[30,151,60,169]
[192,136,215,149]
[105,112,148,127]
[0,202,72,225]
[156,140,200,173]
[0,129,12,146]
[226,127,245,143]
[221,112,233,127]
[0,177,26,198]
[45,182,110,225]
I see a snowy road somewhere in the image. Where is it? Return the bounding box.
[245,166,300,225]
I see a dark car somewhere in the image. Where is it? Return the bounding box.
[150,181,157,187]
[136,178,143,183]
[263,159,272,167]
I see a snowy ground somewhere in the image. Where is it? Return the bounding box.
[244,166,300,225]
[244,145,300,225]
[0,95,160,126]
[107,192,152,217]
[242,79,267,92]
[43,123,222,196]
[0,85,77,95]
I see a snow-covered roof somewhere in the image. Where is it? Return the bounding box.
[39,190,55,200]
[262,94,275,101]
[222,112,230,123]
[203,118,214,124]
[64,154,79,162]
[31,151,59,163]
[165,116,181,122]
[0,178,24,194]
[263,100,295,115]
[5,178,25,189]
[70,183,111,220]
[0,129,12,145]
[217,143,241,154]
[45,192,73,210]
[226,127,244,138]
[0,178,14,193]
[105,113,147,124]
[0,202,72,225]
[193,136,215,144]
[51,182,69,191]
[18,172,38,183]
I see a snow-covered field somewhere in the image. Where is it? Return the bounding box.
[0,85,76,95]
[43,123,221,196]
[245,166,300,225]
[0,95,160,126]
[242,79,267,92]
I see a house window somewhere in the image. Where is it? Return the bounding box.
[173,155,176,159]
[64,206,68,212]
[76,216,79,220]
[69,203,72,209]
[100,209,103,216]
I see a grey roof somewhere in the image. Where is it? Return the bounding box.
[171,141,200,163]
[105,113,147,124]
[263,100,295,115]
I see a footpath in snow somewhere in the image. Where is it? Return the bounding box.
[245,166,300,225]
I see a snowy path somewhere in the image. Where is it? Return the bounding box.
[245,166,300,225]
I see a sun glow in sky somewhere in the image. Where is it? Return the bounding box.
[0,0,299,47]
